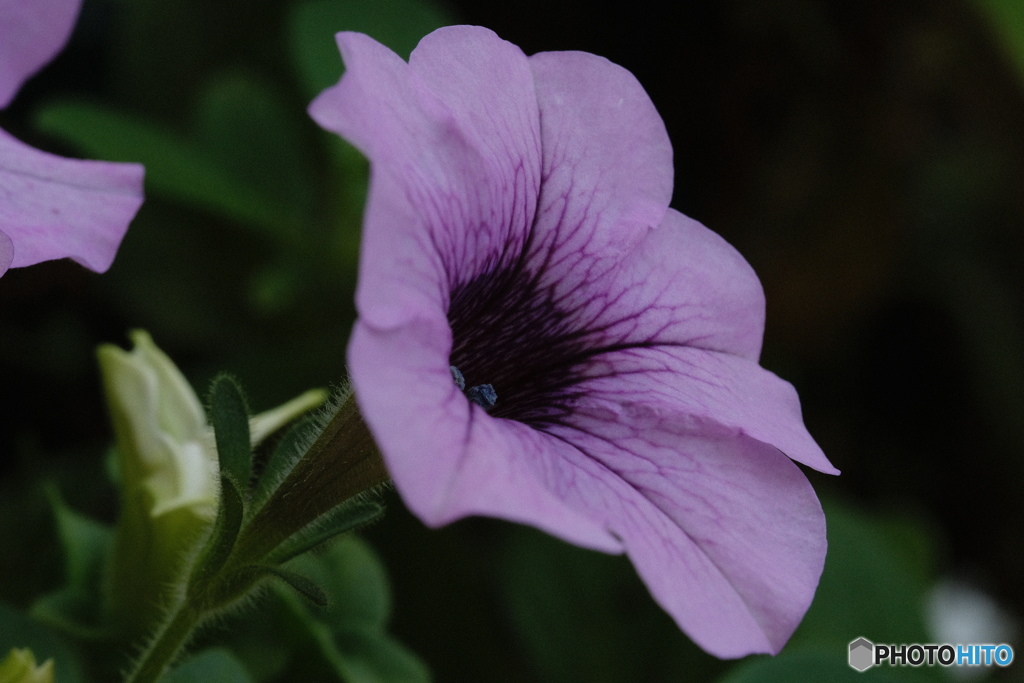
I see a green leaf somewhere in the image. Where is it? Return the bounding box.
[209,374,253,491]
[34,73,315,240]
[0,604,84,683]
[28,489,113,640]
[35,102,288,232]
[270,537,430,681]
[787,499,936,654]
[289,0,451,98]
[261,566,329,607]
[29,591,105,641]
[500,526,720,682]
[190,476,244,591]
[214,597,296,682]
[265,499,384,566]
[331,629,431,683]
[43,487,112,594]
[163,648,253,683]
[502,529,624,682]
[284,535,391,631]
[276,593,429,683]
[273,599,430,683]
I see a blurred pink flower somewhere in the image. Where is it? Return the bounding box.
[311,25,838,657]
[0,0,142,277]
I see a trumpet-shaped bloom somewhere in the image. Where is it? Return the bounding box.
[310,26,838,658]
[0,0,143,277]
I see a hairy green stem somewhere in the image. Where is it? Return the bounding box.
[123,598,201,683]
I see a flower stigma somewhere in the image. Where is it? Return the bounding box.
[450,365,498,410]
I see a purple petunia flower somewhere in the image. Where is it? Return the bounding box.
[310,26,838,658]
[0,0,143,277]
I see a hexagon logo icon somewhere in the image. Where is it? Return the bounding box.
[849,637,874,672]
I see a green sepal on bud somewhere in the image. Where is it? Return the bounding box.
[208,375,253,493]
[257,566,329,607]
[263,498,384,567]
[0,649,54,683]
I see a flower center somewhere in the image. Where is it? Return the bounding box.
[447,264,591,427]
[450,365,498,410]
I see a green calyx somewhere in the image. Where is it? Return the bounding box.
[97,332,329,643]
[124,377,389,683]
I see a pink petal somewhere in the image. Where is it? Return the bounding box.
[525,49,674,299]
[309,26,542,330]
[0,0,81,108]
[0,128,143,272]
[575,345,837,474]
[311,27,676,335]
[545,415,827,657]
[348,313,620,553]
[350,300,827,657]
[564,208,768,363]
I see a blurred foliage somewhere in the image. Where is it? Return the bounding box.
[977,0,1024,82]
[1,0,1023,680]
[0,604,83,683]
[162,649,252,683]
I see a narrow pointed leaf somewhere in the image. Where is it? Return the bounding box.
[265,499,384,566]
[262,567,329,607]
[34,100,300,234]
[209,374,252,490]
[191,476,244,589]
